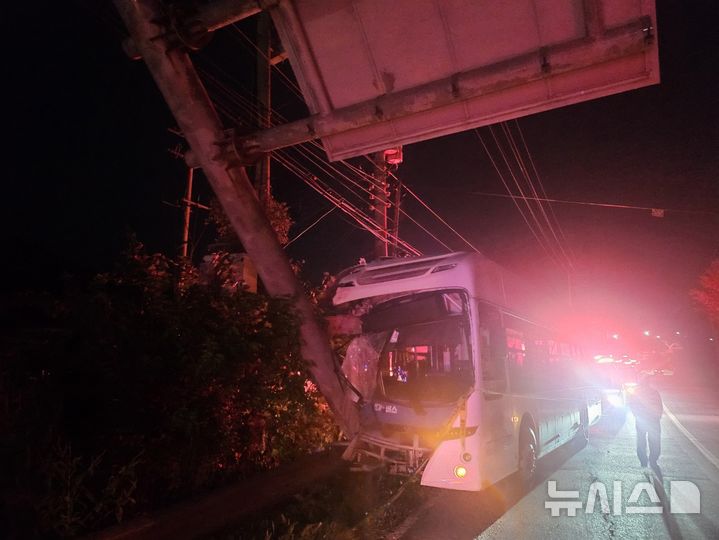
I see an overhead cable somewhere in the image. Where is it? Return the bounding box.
[475,128,561,268]
[500,122,575,272]
[513,120,577,264]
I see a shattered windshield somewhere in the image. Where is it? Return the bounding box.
[342,332,388,402]
[360,291,473,405]
[378,318,473,404]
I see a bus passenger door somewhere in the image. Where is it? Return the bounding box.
[478,312,515,484]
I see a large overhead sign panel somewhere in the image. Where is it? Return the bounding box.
[268,0,659,161]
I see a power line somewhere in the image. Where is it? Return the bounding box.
[201,67,376,210]
[284,206,336,248]
[230,25,305,100]
[513,119,577,263]
[205,98,384,249]
[201,68,380,206]
[199,48,450,255]
[361,156,482,253]
[202,26,509,259]
[202,58,574,261]
[396,206,454,253]
[272,150,422,255]
[469,191,719,216]
[402,184,482,253]
[337,157,457,252]
[501,122,575,272]
[205,77,436,254]
[475,128,561,267]
[488,124,568,270]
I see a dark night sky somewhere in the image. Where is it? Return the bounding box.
[3,1,718,336]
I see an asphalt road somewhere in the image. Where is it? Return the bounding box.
[389,367,719,540]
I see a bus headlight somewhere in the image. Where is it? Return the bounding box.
[454,465,467,478]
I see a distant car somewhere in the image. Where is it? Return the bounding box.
[593,361,638,412]
[643,368,674,377]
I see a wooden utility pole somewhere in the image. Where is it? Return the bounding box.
[254,11,272,204]
[177,166,209,258]
[371,151,388,259]
[180,167,194,257]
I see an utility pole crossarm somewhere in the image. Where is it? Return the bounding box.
[113,0,359,436]
[122,0,267,59]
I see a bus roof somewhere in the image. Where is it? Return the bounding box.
[332,252,554,322]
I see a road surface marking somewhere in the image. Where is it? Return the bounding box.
[664,404,719,472]
[673,413,719,423]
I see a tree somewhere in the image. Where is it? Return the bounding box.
[691,259,719,329]
[209,192,293,248]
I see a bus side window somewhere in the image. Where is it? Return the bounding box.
[479,310,507,391]
[506,326,528,391]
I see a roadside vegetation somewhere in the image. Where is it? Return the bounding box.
[205,469,426,540]
[0,240,337,538]
[692,259,719,330]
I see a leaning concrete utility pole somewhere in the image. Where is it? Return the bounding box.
[113,0,359,436]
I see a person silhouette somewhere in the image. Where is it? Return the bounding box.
[627,373,663,468]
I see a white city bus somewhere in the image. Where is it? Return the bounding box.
[334,252,600,491]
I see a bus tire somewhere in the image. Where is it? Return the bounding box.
[518,425,537,490]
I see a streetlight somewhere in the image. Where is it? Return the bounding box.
[643,330,651,337]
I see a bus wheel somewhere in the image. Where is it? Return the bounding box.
[518,426,537,490]
[578,408,590,446]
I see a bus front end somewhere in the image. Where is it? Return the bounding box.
[337,285,483,490]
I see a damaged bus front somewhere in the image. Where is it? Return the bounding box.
[333,253,592,492]
[341,290,477,484]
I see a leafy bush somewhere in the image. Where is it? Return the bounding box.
[0,242,337,537]
[692,259,719,329]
